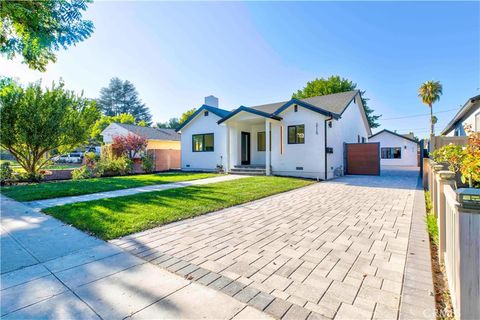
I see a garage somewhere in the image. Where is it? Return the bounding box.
[368,129,419,167]
[345,142,380,175]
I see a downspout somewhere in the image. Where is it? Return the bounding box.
[324,116,332,181]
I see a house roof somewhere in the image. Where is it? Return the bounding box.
[369,129,419,144]
[440,95,480,135]
[217,106,282,124]
[176,105,231,132]
[115,123,181,141]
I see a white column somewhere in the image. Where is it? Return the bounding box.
[225,125,230,173]
[265,119,271,175]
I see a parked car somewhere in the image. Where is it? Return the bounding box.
[84,146,101,156]
[53,153,83,163]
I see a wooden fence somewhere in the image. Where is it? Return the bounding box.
[424,159,480,319]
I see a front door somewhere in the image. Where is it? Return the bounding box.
[241,132,251,165]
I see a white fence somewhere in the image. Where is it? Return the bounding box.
[424,159,480,320]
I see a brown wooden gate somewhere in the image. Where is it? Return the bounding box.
[345,143,380,175]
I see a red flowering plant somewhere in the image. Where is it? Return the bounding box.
[111,133,148,160]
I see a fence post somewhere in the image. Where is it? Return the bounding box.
[455,189,480,320]
[436,170,455,260]
[431,164,444,218]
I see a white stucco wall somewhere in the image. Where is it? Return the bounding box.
[180,111,227,171]
[270,106,327,179]
[369,131,418,166]
[327,98,370,179]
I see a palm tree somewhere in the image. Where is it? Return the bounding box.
[418,81,443,137]
[431,115,438,135]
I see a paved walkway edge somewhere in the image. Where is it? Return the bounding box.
[398,177,436,320]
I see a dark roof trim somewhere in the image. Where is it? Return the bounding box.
[440,95,480,135]
[176,105,231,132]
[339,90,360,116]
[369,129,419,144]
[217,106,282,124]
[272,99,341,119]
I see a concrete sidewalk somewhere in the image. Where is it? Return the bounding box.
[0,195,271,319]
[25,174,246,210]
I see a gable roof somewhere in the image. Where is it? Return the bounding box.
[115,123,181,141]
[217,106,282,124]
[441,94,480,135]
[250,90,359,116]
[369,129,419,144]
[176,105,231,132]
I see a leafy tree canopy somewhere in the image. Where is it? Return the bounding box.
[156,118,180,130]
[0,79,100,179]
[179,108,197,125]
[292,75,381,129]
[90,113,146,144]
[1,0,94,71]
[97,77,152,124]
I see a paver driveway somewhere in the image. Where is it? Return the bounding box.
[113,167,435,320]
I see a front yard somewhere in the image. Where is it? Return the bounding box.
[43,176,314,240]
[1,172,218,201]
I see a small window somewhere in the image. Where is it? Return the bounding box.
[381,147,401,159]
[288,125,305,144]
[257,131,271,151]
[192,133,214,152]
[204,111,209,116]
[361,137,366,143]
[294,105,298,112]
[357,135,360,143]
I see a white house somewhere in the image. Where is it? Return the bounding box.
[176,91,371,180]
[368,129,419,166]
[441,94,480,136]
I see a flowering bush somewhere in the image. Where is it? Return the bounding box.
[431,125,480,188]
[72,152,103,179]
[111,133,147,160]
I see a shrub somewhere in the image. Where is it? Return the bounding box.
[112,133,147,159]
[72,165,103,180]
[0,162,14,185]
[141,153,154,173]
[98,156,132,176]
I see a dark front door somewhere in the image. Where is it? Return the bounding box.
[241,132,251,165]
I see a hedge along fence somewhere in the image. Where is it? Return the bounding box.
[424,159,480,319]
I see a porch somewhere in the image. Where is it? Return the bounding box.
[218,106,282,175]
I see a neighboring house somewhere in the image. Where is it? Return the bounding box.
[101,123,181,171]
[368,129,419,167]
[441,94,480,136]
[176,91,371,179]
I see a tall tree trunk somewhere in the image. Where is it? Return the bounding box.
[430,103,434,137]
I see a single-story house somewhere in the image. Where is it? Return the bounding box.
[441,94,480,136]
[101,123,181,171]
[176,91,371,179]
[368,129,419,167]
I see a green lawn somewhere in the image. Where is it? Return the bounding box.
[43,176,314,240]
[1,172,218,201]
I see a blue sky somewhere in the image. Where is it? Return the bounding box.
[1,1,479,138]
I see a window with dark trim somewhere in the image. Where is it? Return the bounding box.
[257,131,271,151]
[192,133,214,152]
[361,137,366,143]
[204,111,209,116]
[381,147,401,159]
[288,125,305,144]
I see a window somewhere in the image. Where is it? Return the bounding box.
[294,105,298,112]
[381,147,401,159]
[288,125,305,144]
[357,135,360,143]
[257,131,271,151]
[192,133,214,152]
[361,137,366,143]
[204,111,209,116]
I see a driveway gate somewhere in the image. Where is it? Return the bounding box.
[344,142,380,175]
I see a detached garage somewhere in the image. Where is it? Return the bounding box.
[368,129,419,166]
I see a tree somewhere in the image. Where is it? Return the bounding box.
[97,77,152,124]
[0,80,100,179]
[1,0,94,72]
[292,75,381,128]
[179,108,197,125]
[90,113,145,144]
[156,118,180,129]
[431,115,438,135]
[418,80,443,137]
[111,133,147,160]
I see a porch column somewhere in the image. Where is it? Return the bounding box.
[225,125,230,173]
[265,119,271,175]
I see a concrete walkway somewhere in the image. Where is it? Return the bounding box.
[113,167,436,320]
[0,195,271,319]
[26,174,246,210]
